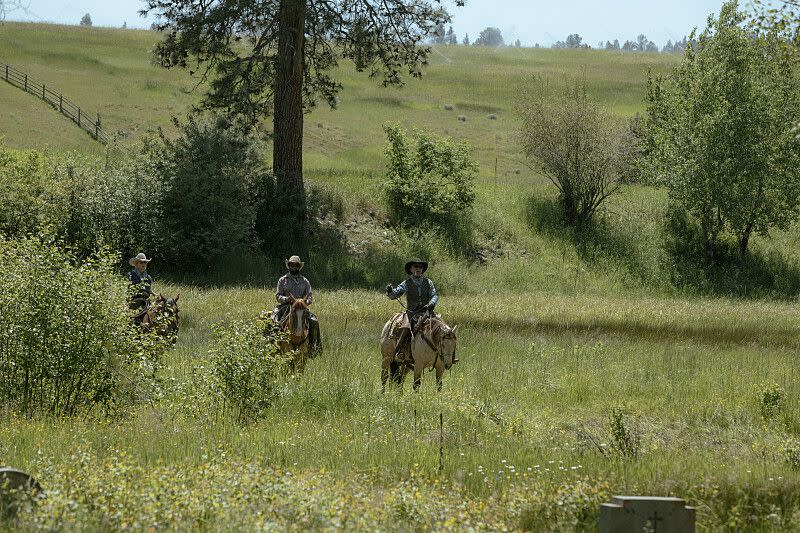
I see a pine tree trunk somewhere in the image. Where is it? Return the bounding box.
[274,0,307,240]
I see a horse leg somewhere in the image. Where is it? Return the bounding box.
[381,358,390,393]
[436,362,444,392]
[413,365,423,392]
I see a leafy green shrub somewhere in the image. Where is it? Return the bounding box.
[783,440,800,471]
[383,124,477,248]
[0,236,164,417]
[0,147,53,236]
[759,384,787,420]
[207,316,290,423]
[517,77,622,226]
[0,144,162,260]
[144,115,273,272]
[608,407,641,459]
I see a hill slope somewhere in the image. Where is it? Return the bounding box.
[0,22,677,177]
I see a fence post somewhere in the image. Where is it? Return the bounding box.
[24,74,27,92]
[95,114,100,138]
[59,94,63,113]
[42,84,45,100]
[4,65,7,82]
[77,108,81,127]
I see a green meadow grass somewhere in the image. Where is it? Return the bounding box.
[5,288,800,529]
[4,20,800,530]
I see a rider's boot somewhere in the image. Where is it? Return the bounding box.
[394,327,410,363]
[309,318,322,355]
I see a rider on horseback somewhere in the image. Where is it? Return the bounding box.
[386,258,456,364]
[272,255,321,353]
[128,252,153,322]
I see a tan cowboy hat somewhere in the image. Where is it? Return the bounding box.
[285,255,305,269]
[129,252,152,267]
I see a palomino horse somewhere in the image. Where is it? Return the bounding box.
[380,312,458,392]
[279,297,311,373]
[139,294,180,341]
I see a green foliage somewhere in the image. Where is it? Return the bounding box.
[383,124,477,248]
[0,144,162,259]
[0,236,164,417]
[608,407,641,459]
[517,77,622,226]
[146,115,271,273]
[207,316,290,424]
[760,384,787,420]
[643,0,800,259]
[783,440,800,471]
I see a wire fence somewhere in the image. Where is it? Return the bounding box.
[1,62,110,144]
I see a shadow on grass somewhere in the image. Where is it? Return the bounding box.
[524,194,800,301]
[523,195,658,287]
[452,314,800,350]
[664,208,800,300]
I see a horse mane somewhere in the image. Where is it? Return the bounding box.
[424,316,455,343]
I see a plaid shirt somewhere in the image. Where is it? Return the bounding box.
[276,273,313,305]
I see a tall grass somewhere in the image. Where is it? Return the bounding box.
[4,288,800,529]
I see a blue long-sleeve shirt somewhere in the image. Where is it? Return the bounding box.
[388,277,438,307]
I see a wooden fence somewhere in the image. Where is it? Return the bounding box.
[1,62,110,144]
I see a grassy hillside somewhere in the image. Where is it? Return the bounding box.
[0,22,677,179]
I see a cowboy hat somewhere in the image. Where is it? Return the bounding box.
[129,252,152,267]
[404,258,428,275]
[285,255,305,269]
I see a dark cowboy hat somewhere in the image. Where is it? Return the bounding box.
[405,258,428,275]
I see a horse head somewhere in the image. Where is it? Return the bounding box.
[439,324,458,370]
[288,298,309,339]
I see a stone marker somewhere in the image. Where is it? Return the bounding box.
[0,468,41,519]
[600,496,695,533]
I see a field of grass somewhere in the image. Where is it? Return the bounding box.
[4,20,800,531]
[5,288,800,529]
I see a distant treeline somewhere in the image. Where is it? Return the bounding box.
[430,24,693,54]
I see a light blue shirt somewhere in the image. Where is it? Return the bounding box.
[389,276,439,307]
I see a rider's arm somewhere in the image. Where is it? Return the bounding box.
[427,279,439,307]
[388,280,407,300]
[305,278,313,305]
[276,277,290,304]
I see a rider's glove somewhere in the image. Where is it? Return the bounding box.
[424,303,435,312]
[386,284,394,296]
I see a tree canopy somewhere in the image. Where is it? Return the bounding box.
[643,0,800,259]
[474,26,503,46]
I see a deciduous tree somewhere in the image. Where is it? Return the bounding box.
[518,78,622,226]
[643,0,800,259]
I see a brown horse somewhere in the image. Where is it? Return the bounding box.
[140,293,180,341]
[380,312,458,392]
[279,297,310,373]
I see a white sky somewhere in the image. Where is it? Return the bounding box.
[7,0,735,47]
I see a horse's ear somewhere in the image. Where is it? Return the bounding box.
[159,293,164,299]
[452,325,459,334]
[175,293,180,301]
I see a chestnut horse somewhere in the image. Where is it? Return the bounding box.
[280,297,310,373]
[140,294,180,341]
[380,312,458,392]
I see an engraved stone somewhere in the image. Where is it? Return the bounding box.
[600,495,695,533]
